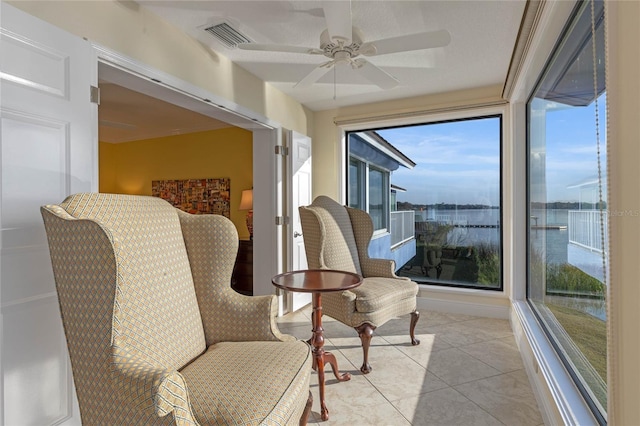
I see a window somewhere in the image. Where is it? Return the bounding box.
[348,156,390,231]
[349,115,503,290]
[368,166,388,230]
[347,132,400,232]
[527,0,607,421]
[348,158,364,210]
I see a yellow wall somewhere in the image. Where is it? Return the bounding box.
[99,127,253,239]
[98,140,118,192]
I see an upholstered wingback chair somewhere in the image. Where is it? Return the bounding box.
[41,193,312,425]
[299,196,420,374]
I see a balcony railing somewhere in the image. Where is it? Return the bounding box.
[568,210,608,253]
[390,210,415,248]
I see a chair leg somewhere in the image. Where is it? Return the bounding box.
[355,323,376,374]
[299,390,312,426]
[410,311,420,345]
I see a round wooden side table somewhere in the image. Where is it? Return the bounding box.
[272,269,362,421]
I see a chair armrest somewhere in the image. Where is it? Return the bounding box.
[177,211,294,344]
[208,289,296,343]
[360,258,411,281]
[111,350,197,424]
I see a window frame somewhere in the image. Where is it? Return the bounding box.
[525,0,607,423]
[346,112,505,292]
[367,164,390,232]
[348,156,366,211]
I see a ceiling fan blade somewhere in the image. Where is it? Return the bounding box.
[322,0,352,44]
[361,29,451,56]
[352,59,399,90]
[237,43,323,55]
[294,63,334,88]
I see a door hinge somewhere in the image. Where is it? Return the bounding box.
[275,145,289,156]
[275,216,290,226]
[90,86,100,105]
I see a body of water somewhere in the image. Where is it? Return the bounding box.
[416,208,605,320]
[416,208,570,265]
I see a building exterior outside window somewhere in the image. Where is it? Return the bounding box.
[347,131,415,233]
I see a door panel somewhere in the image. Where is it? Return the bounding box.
[288,130,312,311]
[3,299,71,425]
[1,3,96,425]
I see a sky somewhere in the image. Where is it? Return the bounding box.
[377,116,501,206]
[376,96,606,206]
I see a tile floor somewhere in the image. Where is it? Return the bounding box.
[277,301,544,425]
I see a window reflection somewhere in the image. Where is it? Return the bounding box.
[527,0,607,419]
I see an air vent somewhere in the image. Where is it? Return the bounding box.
[204,22,252,48]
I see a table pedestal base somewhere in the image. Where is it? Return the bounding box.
[272,270,362,422]
[311,293,351,421]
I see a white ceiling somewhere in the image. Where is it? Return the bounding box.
[99,83,231,143]
[99,1,527,142]
[140,0,527,111]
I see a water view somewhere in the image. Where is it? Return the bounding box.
[399,207,502,289]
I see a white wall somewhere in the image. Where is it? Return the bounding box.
[6,0,314,137]
[604,1,640,423]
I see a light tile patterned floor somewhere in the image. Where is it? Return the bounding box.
[277,301,544,426]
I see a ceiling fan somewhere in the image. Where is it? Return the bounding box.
[237,1,450,90]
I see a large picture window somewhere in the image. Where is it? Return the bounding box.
[527,0,607,421]
[348,115,502,290]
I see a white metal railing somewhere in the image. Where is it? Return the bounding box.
[390,210,415,247]
[434,214,468,225]
[568,210,608,253]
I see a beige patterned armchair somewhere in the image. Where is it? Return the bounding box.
[41,193,312,425]
[299,196,420,374]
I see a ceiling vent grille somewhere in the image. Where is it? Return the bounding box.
[204,22,251,48]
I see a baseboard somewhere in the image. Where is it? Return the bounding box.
[417,294,510,319]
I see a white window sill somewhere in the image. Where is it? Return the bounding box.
[511,300,603,425]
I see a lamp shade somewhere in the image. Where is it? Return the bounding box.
[239,189,253,211]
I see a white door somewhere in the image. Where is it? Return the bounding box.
[287,130,312,311]
[1,3,97,425]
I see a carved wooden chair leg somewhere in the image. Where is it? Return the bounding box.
[410,311,420,345]
[300,390,313,426]
[355,323,376,374]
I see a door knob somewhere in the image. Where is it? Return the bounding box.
[293,231,303,238]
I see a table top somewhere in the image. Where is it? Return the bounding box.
[271,269,362,293]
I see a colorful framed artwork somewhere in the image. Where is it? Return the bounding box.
[152,178,230,217]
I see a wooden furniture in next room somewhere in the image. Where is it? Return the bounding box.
[232,238,253,295]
